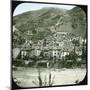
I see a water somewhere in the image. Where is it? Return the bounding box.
[13,67,86,87]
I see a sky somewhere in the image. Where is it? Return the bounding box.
[13,3,76,16]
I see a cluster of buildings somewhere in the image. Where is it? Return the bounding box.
[13,25,87,67]
[16,31,85,61]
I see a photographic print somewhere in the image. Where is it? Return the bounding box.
[12,0,87,89]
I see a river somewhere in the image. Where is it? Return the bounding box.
[13,67,86,87]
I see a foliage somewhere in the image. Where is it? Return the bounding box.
[13,6,86,47]
[32,68,55,87]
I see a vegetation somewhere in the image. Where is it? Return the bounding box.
[13,6,86,47]
[32,68,55,87]
[13,6,86,68]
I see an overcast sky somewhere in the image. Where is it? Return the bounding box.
[13,3,76,16]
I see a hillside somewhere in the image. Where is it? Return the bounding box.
[68,6,86,37]
[13,7,66,31]
[13,6,86,46]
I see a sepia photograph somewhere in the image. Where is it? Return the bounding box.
[12,1,87,89]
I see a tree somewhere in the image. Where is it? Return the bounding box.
[72,39,80,53]
[65,51,78,67]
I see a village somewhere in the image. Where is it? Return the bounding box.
[12,5,87,87]
[12,26,87,87]
[13,25,86,69]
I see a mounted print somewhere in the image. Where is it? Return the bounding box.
[11,0,88,89]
